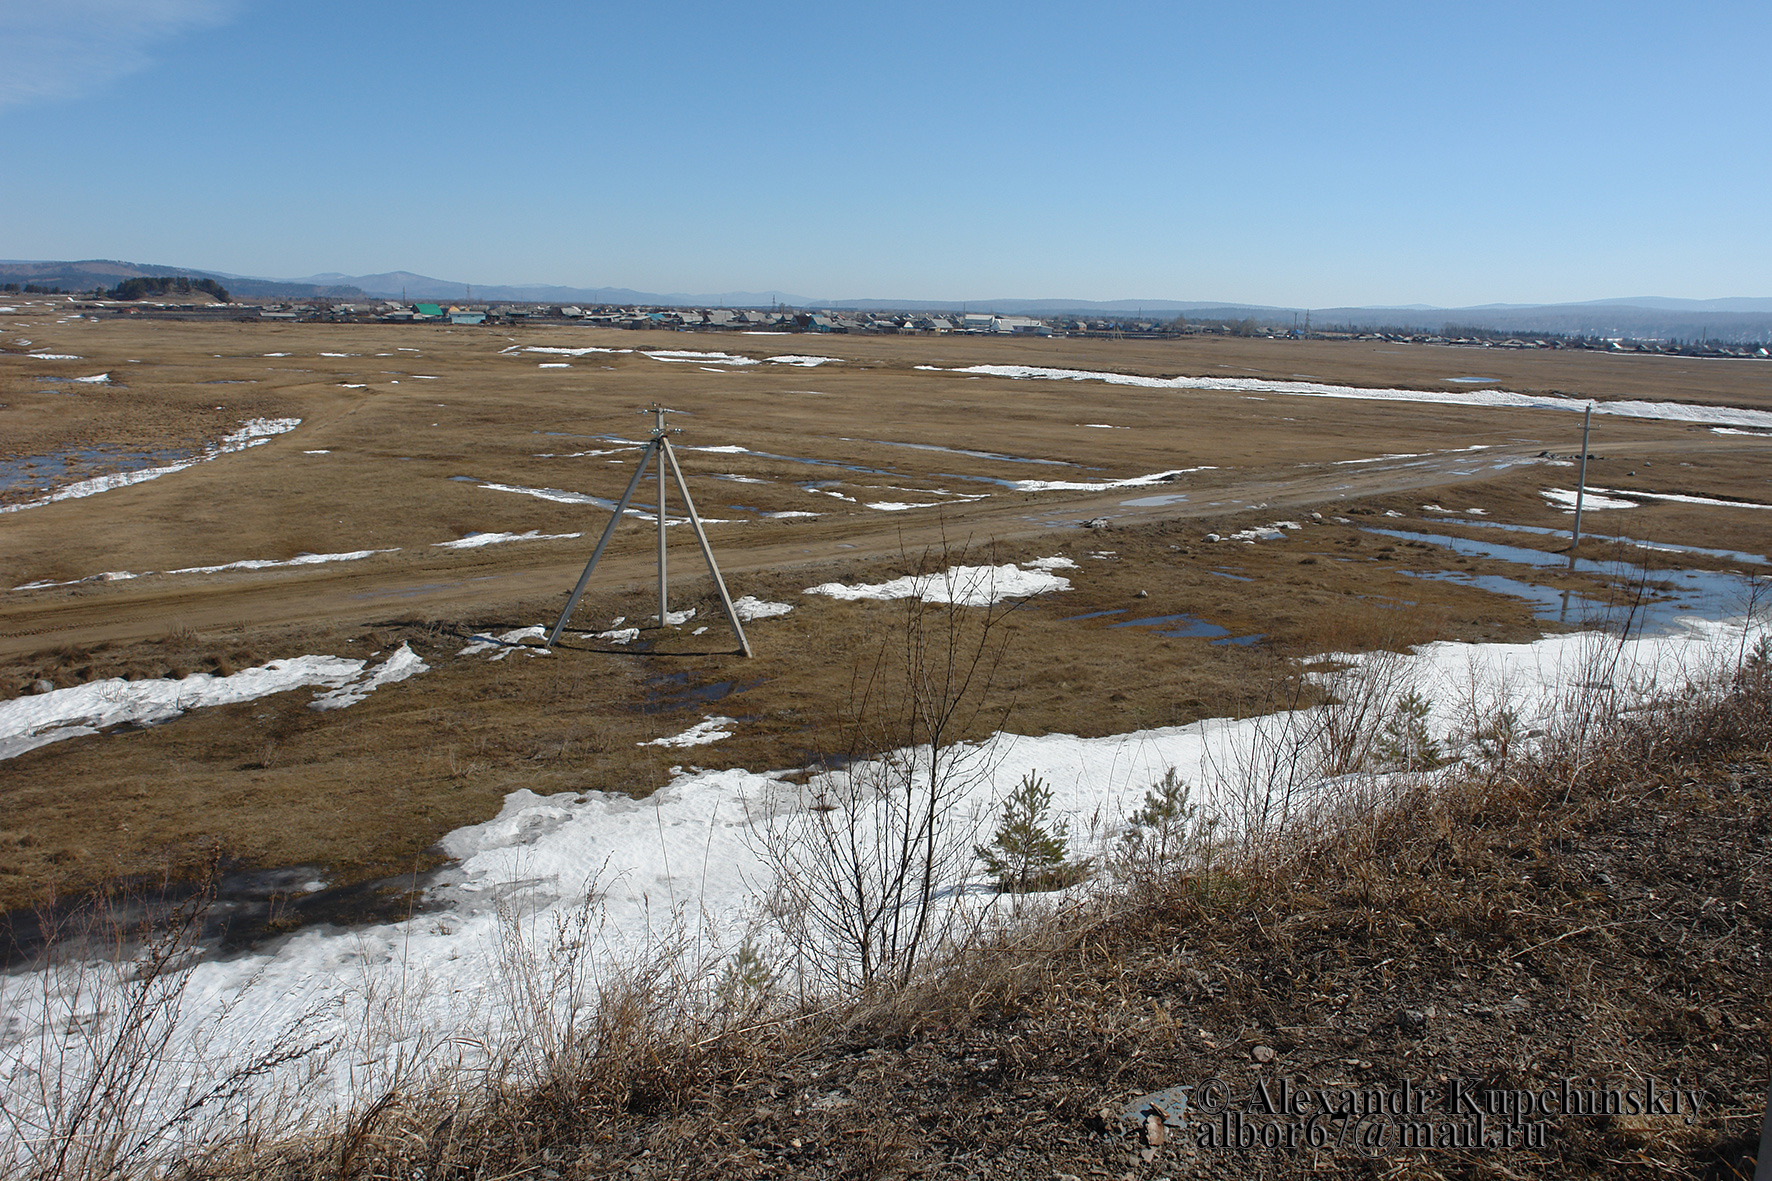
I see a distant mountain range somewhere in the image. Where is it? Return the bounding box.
[5,259,1770,340]
[0,258,367,301]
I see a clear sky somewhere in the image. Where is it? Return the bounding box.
[1,0,1766,307]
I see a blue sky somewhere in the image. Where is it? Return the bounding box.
[1,1,1765,307]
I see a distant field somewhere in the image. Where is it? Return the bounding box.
[2,299,1769,916]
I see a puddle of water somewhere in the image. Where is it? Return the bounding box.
[0,445,191,498]
[1122,492,1189,507]
[1109,612,1232,640]
[1206,569,1254,582]
[1059,608,1128,622]
[1370,526,1764,633]
[1427,517,1770,566]
[644,674,766,714]
[1211,633,1265,647]
[1399,568,1608,624]
[1445,376,1499,383]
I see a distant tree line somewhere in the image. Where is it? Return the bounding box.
[2,283,73,294]
[105,276,230,302]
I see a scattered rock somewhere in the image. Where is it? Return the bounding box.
[1084,517,1111,530]
[1134,589,1149,598]
[31,678,54,695]
[1252,1044,1277,1063]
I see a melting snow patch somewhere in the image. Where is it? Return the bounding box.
[643,716,736,747]
[732,596,794,620]
[1010,466,1216,493]
[11,549,395,589]
[597,627,640,644]
[935,364,1772,430]
[643,350,758,366]
[310,645,429,710]
[805,562,1071,606]
[459,626,551,660]
[25,353,81,360]
[538,362,571,369]
[1542,488,1640,512]
[766,355,838,367]
[1586,487,1772,511]
[766,510,820,519]
[435,530,582,549]
[0,650,424,761]
[71,373,110,384]
[866,501,940,512]
[521,345,626,356]
[1225,521,1301,543]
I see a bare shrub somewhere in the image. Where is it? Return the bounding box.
[754,544,1015,993]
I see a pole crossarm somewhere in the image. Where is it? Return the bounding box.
[545,409,753,657]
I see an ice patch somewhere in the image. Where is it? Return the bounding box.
[643,716,737,747]
[806,562,1071,606]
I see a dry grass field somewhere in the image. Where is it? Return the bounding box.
[2,300,1770,921]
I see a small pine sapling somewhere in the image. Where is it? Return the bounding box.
[1374,690,1446,771]
[976,771,1072,894]
[1121,767,1202,866]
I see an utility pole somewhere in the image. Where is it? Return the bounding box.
[1570,402,1594,550]
[547,405,752,656]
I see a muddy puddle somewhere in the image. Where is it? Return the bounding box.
[642,671,768,714]
[0,445,190,499]
[1057,607,1261,646]
[2,864,445,970]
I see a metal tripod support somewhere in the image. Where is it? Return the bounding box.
[546,406,753,656]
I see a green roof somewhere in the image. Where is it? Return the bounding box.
[414,303,443,316]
